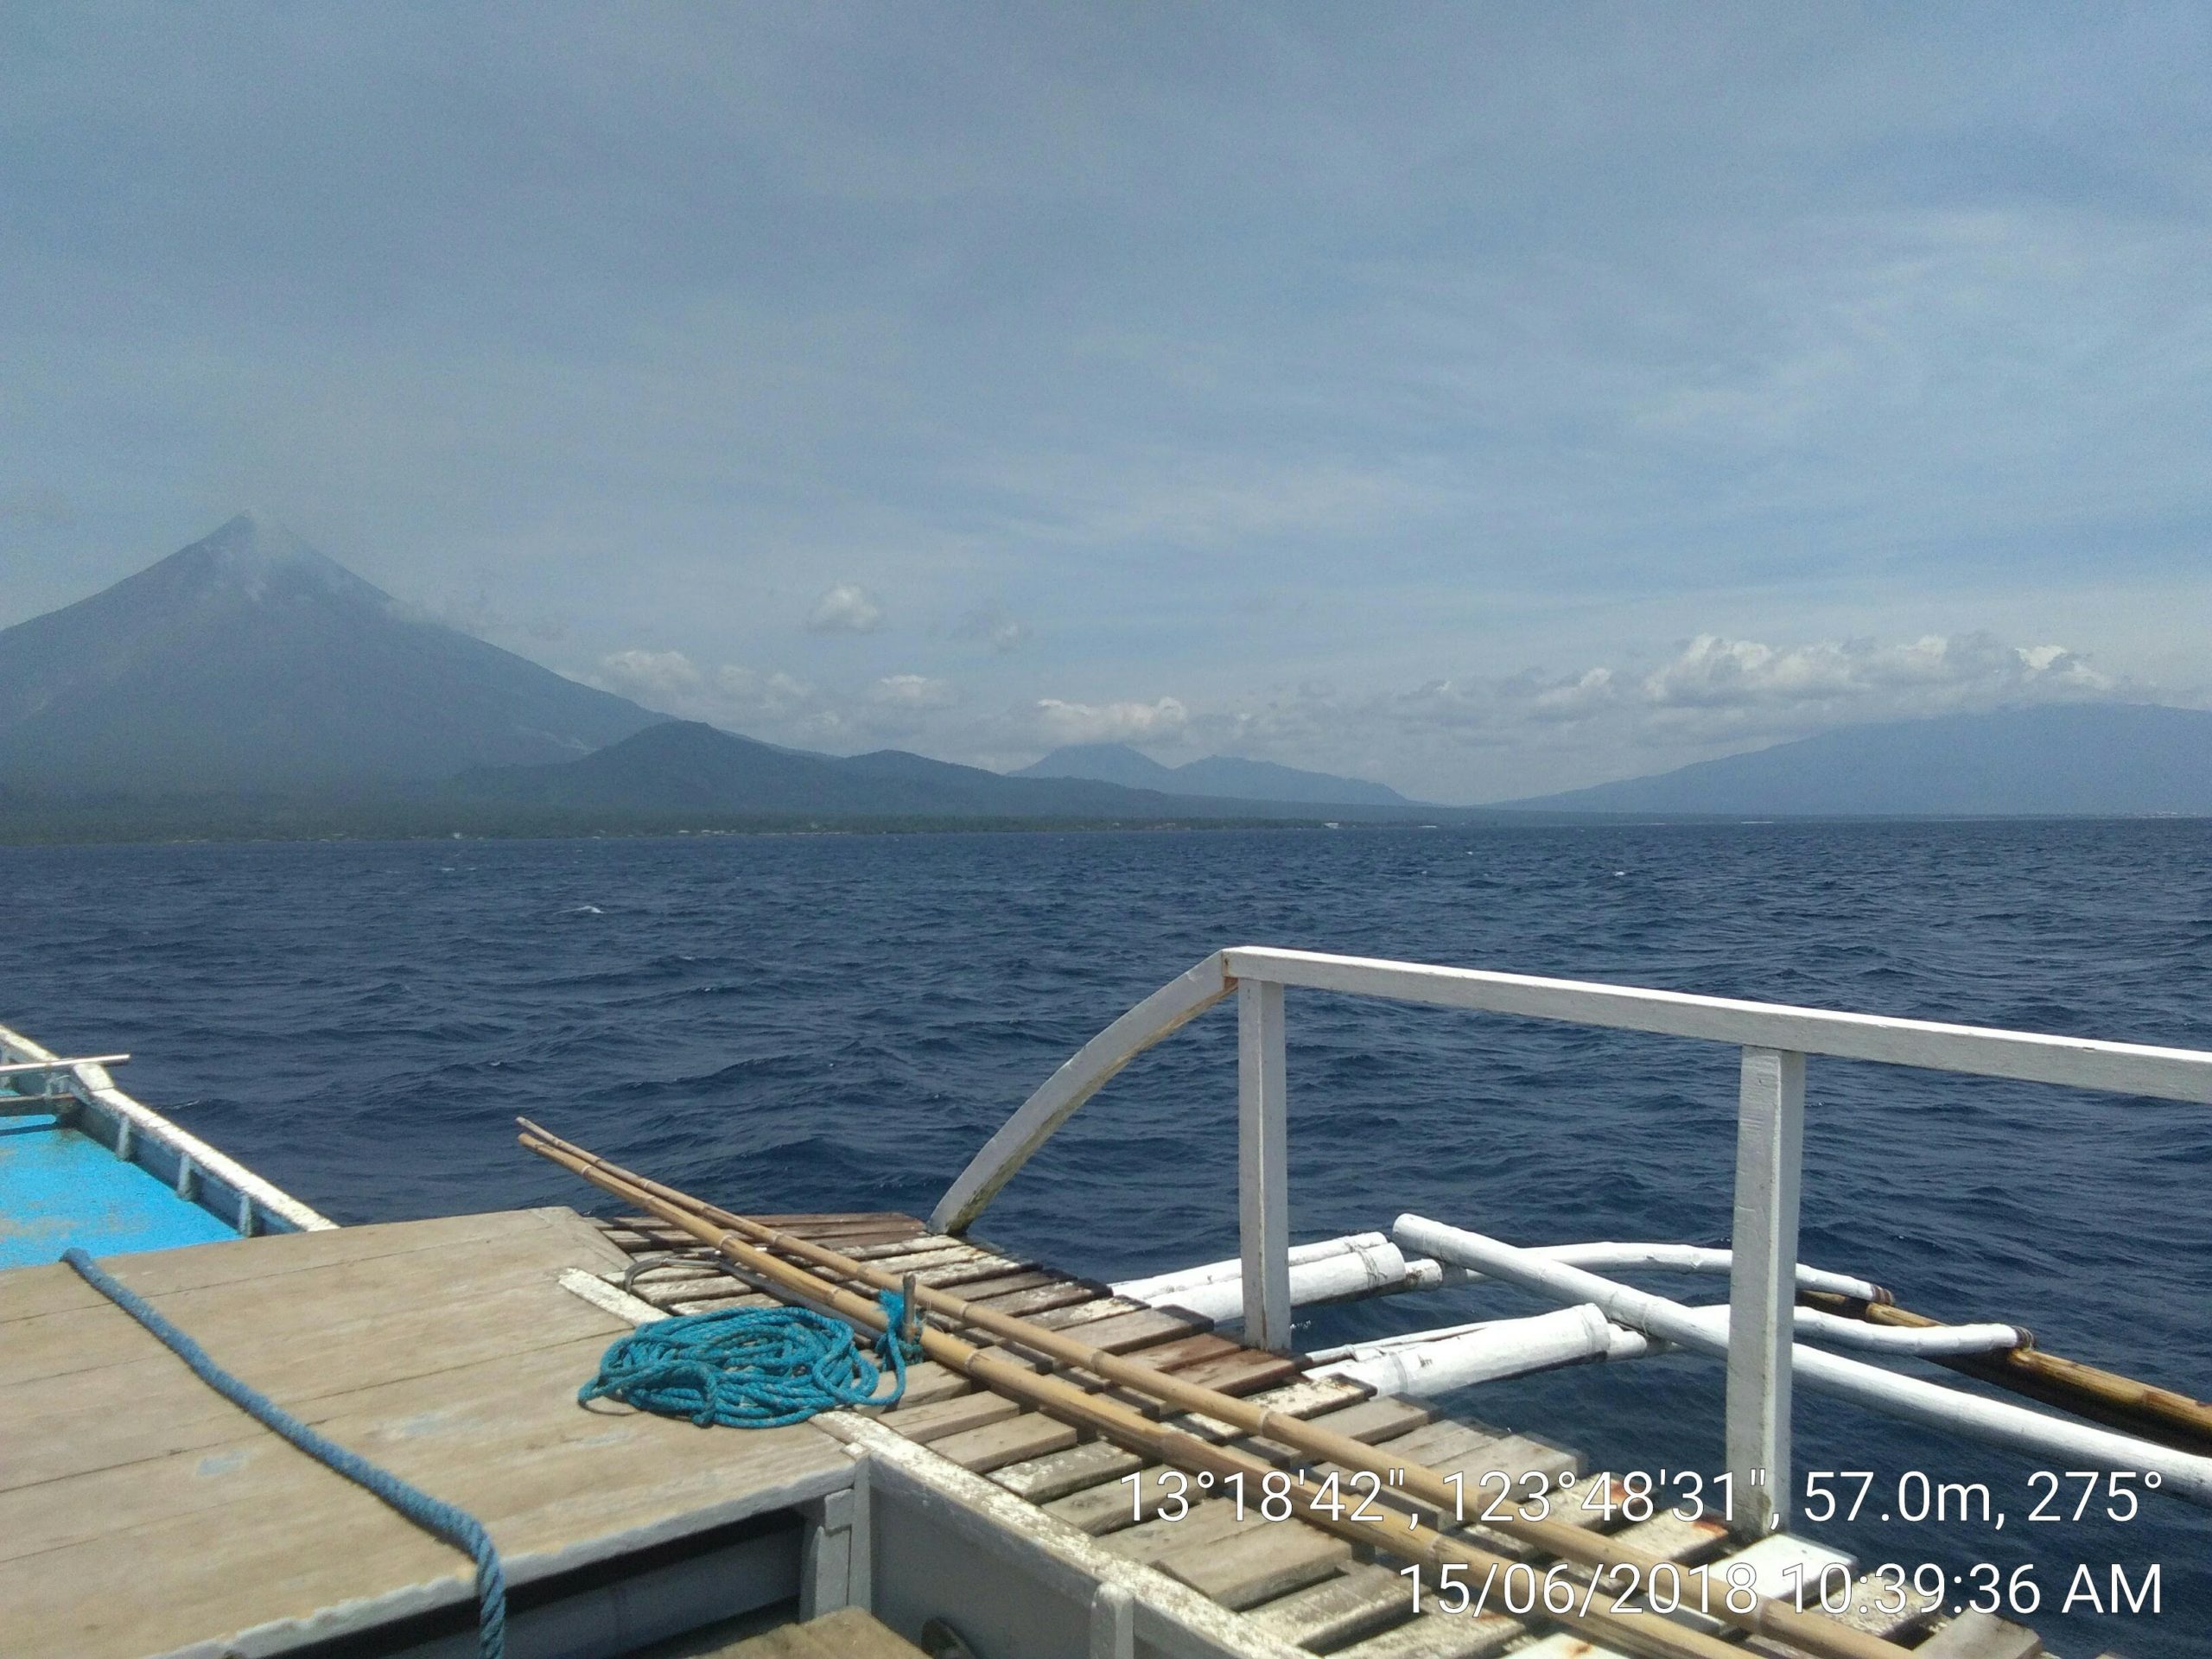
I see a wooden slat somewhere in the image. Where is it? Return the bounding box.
[1101,1497,1253,1563]
[989,1439,1147,1503]
[1028,1294,1154,1331]
[1123,1332,1242,1370]
[929,1412,1081,1474]
[1052,1306,1207,1354]
[960,1281,1104,1318]
[1332,1603,1521,1659]
[838,1234,963,1262]
[880,1362,970,1409]
[1244,1561,1415,1649]
[1166,1348,1306,1396]
[880,1390,1020,1445]
[1045,1464,1183,1535]
[915,1253,1033,1287]
[938,1268,1058,1301]
[1155,1518,1351,1610]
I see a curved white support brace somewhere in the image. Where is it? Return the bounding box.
[1396,1213,2212,1509]
[931,953,1233,1234]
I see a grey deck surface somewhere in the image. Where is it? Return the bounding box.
[0,1207,852,1659]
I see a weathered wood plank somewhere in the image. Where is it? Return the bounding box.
[880,1390,1020,1445]
[1051,1306,1206,1354]
[1244,1561,1414,1649]
[988,1439,1146,1503]
[928,1412,1081,1474]
[1331,1602,1522,1659]
[1166,1349,1306,1396]
[1156,1517,1351,1609]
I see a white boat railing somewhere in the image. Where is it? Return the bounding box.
[931,944,2212,1533]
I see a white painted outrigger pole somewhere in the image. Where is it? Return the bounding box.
[1395,1214,2212,1510]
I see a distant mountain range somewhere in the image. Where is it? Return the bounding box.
[452,720,1375,821]
[4,516,2207,833]
[1502,703,2212,817]
[0,513,661,792]
[1014,742,1409,805]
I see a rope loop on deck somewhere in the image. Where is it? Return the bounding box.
[580,1290,918,1427]
[61,1248,506,1658]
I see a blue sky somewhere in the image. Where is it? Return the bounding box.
[4,3,2207,800]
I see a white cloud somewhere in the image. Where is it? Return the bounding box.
[594,647,704,703]
[1639,632,2110,715]
[716,664,820,721]
[806,582,885,633]
[1028,696,1189,746]
[872,673,957,709]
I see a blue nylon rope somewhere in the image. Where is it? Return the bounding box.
[579,1291,918,1427]
[62,1248,506,1659]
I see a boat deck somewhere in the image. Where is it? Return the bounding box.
[594,1211,2045,1659]
[1,1203,2053,1659]
[0,1208,854,1658]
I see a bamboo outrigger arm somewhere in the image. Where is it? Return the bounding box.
[1801,1288,2212,1457]
[518,1121,1913,1659]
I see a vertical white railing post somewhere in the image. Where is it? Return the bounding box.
[1726,1044,1805,1535]
[1237,976,1292,1351]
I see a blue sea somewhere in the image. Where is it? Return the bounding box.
[5,821,2209,1654]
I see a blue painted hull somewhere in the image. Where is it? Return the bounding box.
[0,1110,238,1268]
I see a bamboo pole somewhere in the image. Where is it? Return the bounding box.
[520,1122,1911,1659]
[1801,1289,2212,1455]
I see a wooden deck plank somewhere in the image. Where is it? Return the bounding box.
[1049,1306,1208,1354]
[1029,1294,1155,1332]
[1166,1349,1306,1396]
[1332,1604,1522,1659]
[928,1412,1081,1474]
[960,1280,1105,1318]
[1157,1518,1351,1610]
[938,1268,1058,1301]
[880,1390,1021,1445]
[1168,1517,1354,1611]
[989,1439,1147,1503]
[1244,1561,1415,1649]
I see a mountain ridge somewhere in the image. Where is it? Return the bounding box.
[0,514,664,793]
[1014,741,1408,805]
[451,720,1435,822]
[1501,702,2212,817]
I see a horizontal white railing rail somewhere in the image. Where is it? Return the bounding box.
[934,945,2212,1534]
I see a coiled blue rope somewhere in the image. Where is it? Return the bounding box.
[62,1248,506,1659]
[580,1291,918,1427]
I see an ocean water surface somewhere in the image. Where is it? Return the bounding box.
[4,820,2209,1653]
